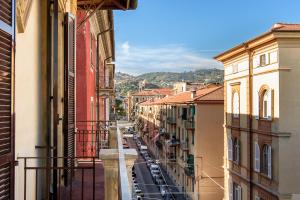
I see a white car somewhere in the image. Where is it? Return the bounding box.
[150,164,160,171]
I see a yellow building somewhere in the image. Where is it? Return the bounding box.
[215,23,300,200]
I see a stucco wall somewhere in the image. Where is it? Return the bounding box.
[15,0,44,199]
[195,103,224,200]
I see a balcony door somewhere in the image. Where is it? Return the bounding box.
[0,0,15,199]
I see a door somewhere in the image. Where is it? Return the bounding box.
[0,0,15,199]
[63,12,76,185]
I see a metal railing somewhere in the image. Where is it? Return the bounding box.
[185,120,195,130]
[167,116,176,124]
[17,156,98,200]
[76,120,116,158]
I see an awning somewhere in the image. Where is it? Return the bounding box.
[77,0,138,10]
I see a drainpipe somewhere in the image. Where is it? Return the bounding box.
[96,26,112,153]
[247,45,254,200]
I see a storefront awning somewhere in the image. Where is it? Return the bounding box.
[77,0,138,10]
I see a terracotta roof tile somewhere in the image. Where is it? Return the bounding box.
[140,85,223,105]
[271,23,300,32]
[132,88,173,96]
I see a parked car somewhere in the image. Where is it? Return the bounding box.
[146,159,154,167]
[140,150,147,156]
[160,185,168,197]
[136,195,143,200]
[155,177,164,185]
[135,189,144,197]
[144,154,151,160]
[150,169,160,176]
[150,164,160,171]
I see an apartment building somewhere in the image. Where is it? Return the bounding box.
[215,23,300,200]
[76,10,115,157]
[128,88,172,121]
[1,0,137,199]
[137,85,224,200]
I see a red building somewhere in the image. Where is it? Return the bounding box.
[76,10,115,157]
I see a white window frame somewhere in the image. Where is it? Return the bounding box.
[263,145,272,178]
[233,183,242,200]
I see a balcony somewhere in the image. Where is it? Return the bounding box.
[155,114,161,120]
[167,116,176,125]
[185,120,195,130]
[167,153,177,162]
[17,121,137,200]
[180,142,189,151]
[167,136,180,147]
[185,154,195,177]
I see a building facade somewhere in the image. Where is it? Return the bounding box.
[137,85,224,200]
[0,0,137,199]
[215,23,300,200]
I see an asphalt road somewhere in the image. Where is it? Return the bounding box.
[127,136,163,200]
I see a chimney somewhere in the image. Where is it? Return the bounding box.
[190,89,196,99]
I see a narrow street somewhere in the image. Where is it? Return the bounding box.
[127,135,162,200]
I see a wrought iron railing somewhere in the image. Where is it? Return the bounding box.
[76,121,116,158]
[17,156,98,200]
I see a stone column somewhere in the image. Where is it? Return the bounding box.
[124,149,138,190]
[108,126,118,148]
[99,149,119,200]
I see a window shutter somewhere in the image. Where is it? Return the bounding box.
[237,185,242,200]
[0,0,15,199]
[237,139,240,164]
[228,137,233,161]
[254,142,260,172]
[229,180,233,200]
[64,12,76,185]
[268,146,272,178]
[265,53,269,65]
[268,89,274,120]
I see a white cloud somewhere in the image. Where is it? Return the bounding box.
[115,42,222,75]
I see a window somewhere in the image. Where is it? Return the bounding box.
[228,137,233,161]
[263,91,269,118]
[254,142,260,172]
[233,183,242,200]
[259,88,272,120]
[255,196,261,200]
[233,92,240,118]
[233,138,240,164]
[259,54,266,66]
[262,145,272,178]
[182,108,187,120]
[232,64,238,73]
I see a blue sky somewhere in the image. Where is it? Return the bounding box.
[114,0,300,75]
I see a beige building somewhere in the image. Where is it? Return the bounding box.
[137,85,224,200]
[1,0,137,199]
[215,23,300,200]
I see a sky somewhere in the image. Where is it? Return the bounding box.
[113,0,300,75]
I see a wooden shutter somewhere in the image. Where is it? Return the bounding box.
[0,0,14,199]
[228,137,233,161]
[254,142,260,172]
[267,146,272,178]
[63,12,76,184]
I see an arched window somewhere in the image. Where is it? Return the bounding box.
[233,92,240,118]
[259,87,272,120]
[262,90,269,118]
[254,142,260,172]
[262,144,272,178]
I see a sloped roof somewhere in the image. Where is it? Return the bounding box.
[132,88,173,96]
[215,23,300,61]
[140,85,223,105]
